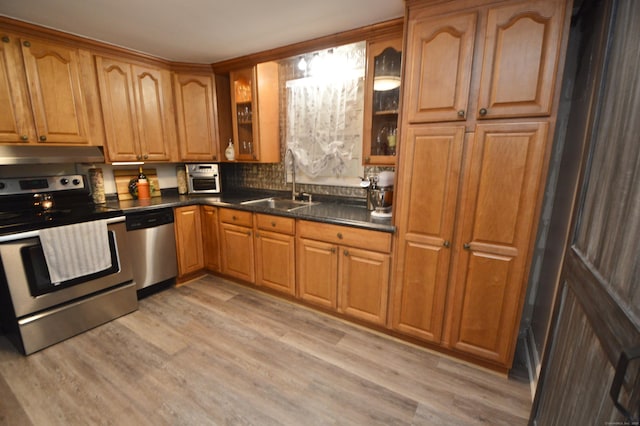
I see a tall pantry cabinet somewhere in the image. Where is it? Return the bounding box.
[391,0,571,370]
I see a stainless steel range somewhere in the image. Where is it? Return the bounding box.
[0,174,138,355]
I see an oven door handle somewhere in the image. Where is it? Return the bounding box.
[0,216,125,243]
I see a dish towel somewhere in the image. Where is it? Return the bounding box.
[39,219,111,285]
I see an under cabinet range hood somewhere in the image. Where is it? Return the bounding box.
[0,145,105,165]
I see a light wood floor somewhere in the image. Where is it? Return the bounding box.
[0,275,532,425]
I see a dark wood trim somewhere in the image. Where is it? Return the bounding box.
[211,18,404,73]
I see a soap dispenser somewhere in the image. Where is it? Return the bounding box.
[225,139,236,161]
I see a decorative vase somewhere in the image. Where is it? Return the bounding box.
[225,140,235,161]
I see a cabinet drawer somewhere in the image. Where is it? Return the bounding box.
[297,220,392,253]
[219,208,253,227]
[256,214,295,235]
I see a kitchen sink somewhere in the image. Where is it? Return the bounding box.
[240,197,318,212]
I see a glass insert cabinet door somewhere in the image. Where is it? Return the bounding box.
[231,67,256,160]
[363,36,402,166]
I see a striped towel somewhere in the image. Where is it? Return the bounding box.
[38,220,111,284]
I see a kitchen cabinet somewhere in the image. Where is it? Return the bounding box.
[219,208,255,283]
[0,34,96,144]
[254,214,296,296]
[392,0,570,369]
[447,122,549,365]
[390,125,464,343]
[229,62,279,162]
[201,205,221,272]
[405,0,566,124]
[297,221,391,325]
[362,34,402,165]
[173,72,220,161]
[174,205,205,278]
[96,55,177,162]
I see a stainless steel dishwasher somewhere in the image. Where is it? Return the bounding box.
[125,208,177,296]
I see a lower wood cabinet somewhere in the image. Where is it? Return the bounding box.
[201,205,221,272]
[297,220,392,326]
[254,214,296,296]
[174,205,204,278]
[219,208,255,283]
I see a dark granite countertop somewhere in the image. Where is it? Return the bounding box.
[106,189,395,233]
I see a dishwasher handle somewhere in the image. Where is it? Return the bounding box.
[125,208,174,231]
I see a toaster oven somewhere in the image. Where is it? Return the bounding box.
[186,164,221,194]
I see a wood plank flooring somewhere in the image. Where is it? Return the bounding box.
[0,275,532,425]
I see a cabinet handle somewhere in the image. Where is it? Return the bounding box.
[39,135,47,142]
[247,230,252,237]
[479,108,488,116]
[343,249,349,256]
[463,243,471,250]
[20,135,28,141]
[1,36,9,43]
[330,248,336,253]
[136,154,142,160]
[610,347,640,423]
[143,154,149,160]
[232,215,237,221]
[213,155,217,160]
[22,41,31,48]
[337,232,343,239]
[271,221,276,227]
[443,240,450,248]
[457,110,465,118]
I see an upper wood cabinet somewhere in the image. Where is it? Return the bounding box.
[0,34,34,143]
[96,56,177,162]
[0,34,97,145]
[173,72,220,161]
[406,0,566,123]
[363,35,402,166]
[229,62,279,162]
[405,11,476,123]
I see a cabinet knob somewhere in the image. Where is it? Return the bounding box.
[136,154,142,160]
[457,110,465,118]
[364,157,370,163]
[232,215,237,220]
[255,232,260,238]
[330,248,336,253]
[1,36,9,43]
[20,135,28,141]
[479,108,488,116]
[337,232,343,239]
[443,240,450,248]
[143,154,149,160]
[22,41,31,48]
[463,243,471,250]
[271,221,276,227]
[213,155,217,160]
[343,249,349,256]
[39,135,47,142]
[248,230,252,237]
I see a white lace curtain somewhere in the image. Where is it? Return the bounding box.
[285,74,362,178]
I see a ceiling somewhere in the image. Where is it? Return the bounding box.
[0,0,405,64]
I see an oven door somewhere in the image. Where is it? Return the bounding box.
[0,219,134,318]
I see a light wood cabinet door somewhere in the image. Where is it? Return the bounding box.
[201,205,221,272]
[220,222,255,283]
[173,72,219,161]
[447,122,549,365]
[391,125,464,342]
[255,229,296,296]
[405,11,476,123]
[297,237,338,309]
[339,247,390,325]
[174,206,204,277]
[476,0,566,119]
[0,34,34,143]
[20,37,91,144]
[229,62,279,162]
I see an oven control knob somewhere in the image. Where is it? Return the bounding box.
[72,178,81,186]
[60,178,69,185]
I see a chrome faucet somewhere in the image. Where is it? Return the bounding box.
[285,148,296,201]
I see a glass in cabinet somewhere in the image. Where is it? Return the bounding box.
[363,36,402,165]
